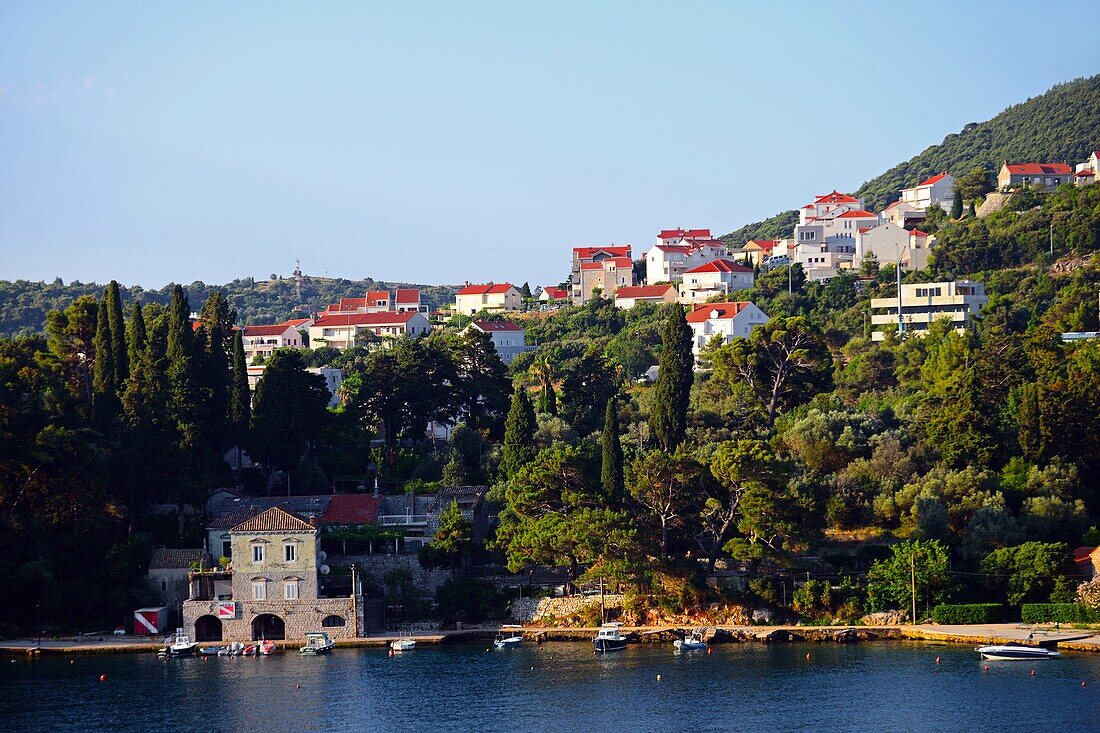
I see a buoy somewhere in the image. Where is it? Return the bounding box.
[99,674,107,682]
[296,683,301,689]
[935,657,941,665]
[805,652,811,660]
[983,666,990,674]
[656,674,661,682]
[707,647,713,655]
[388,649,394,658]
[1082,680,1087,687]
[1030,669,1036,676]
[70,660,74,665]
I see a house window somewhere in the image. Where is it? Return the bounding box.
[284,580,299,600]
[252,544,265,563]
[161,579,167,592]
[284,543,297,563]
[222,539,232,558]
[252,581,267,600]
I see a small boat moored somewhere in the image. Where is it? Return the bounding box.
[300,632,336,655]
[390,638,416,652]
[493,625,524,649]
[593,623,628,653]
[218,642,246,656]
[673,628,709,651]
[158,629,198,658]
[976,643,1060,661]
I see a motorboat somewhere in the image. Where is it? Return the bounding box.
[258,640,278,655]
[198,645,224,656]
[976,643,1060,661]
[493,625,524,649]
[673,629,708,651]
[158,629,198,658]
[390,638,417,652]
[300,632,336,655]
[593,623,627,653]
[218,642,246,656]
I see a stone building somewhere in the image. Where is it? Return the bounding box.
[147,548,205,615]
[183,506,362,642]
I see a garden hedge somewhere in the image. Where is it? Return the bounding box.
[1020,603,1100,624]
[931,603,1004,624]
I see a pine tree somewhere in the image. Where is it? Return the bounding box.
[968,201,977,218]
[649,304,693,451]
[91,298,118,427]
[601,397,624,501]
[126,301,146,372]
[951,187,964,219]
[105,280,128,384]
[500,386,536,480]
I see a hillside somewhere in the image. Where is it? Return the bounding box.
[0,275,459,336]
[722,74,1100,244]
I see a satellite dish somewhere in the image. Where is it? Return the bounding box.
[320,564,330,575]
[318,551,328,562]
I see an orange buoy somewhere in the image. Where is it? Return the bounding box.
[983,666,990,674]
[707,647,713,655]
[1030,669,1036,676]
[99,674,108,682]
[935,657,941,665]
[805,652,811,660]
[387,648,394,658]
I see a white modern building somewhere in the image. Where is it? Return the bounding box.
[869,280,988,341]
[643,229,731,285]
[793,191,879,271]
[900,172,954,212]
[466,320,527,364]
[241,323,304,363]
[684,301,771,359]
[678,260,755,304]
[614,284,678,309]
[454,283,522,316]
[308,311,431,350]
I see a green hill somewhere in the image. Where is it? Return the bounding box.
[723,74,1100,244]
[0,275,458,336]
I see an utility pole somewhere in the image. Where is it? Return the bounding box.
[910,553,917,624]
[1049,222,1054,257]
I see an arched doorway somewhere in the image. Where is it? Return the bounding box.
[194,615,223,642]
[251,613,285,641]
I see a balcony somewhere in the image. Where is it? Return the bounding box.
[188,569,233,601]
[378,513,429,527]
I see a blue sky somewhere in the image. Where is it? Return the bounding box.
[1,1,1096,288]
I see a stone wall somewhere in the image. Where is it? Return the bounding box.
[183,597,360,641]
[335,553,451,596]
[510,594,625,623]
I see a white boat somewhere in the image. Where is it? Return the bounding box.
[673,629,708,651]
[390,638,417,651]
[493,625,524,649]
[300,632,336,655]
[158,628,198,658]
[976,644,1060,661]
[593,623,627,653]
[218,641,246,656]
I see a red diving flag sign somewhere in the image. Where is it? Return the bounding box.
[217,602,237,620]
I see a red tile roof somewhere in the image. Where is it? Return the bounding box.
[883,200,902,211]
[858,227,873,234]
[1075,168,1095,177]
[684,259,753,274]
[573,246,632,260]
[541,286,568,299]
[910,229,929,238]
[836,210,878,219]
[281,318,313,328]
[456,283,516,296]
[472,320,524,332]
[1072,546,1097,564]
[1004,162,1072,175]
[659,228,711,239]
[609,257,633,267]
[367,290,389,302]
[149,548,205,570]
[231,506,316,533]
[814,190,859,204]
[327,297,367,312]
[615,285,675,299]
[395,288,419,303]
[745,239,779,251]
[312,312,419,327]
[917,171,949,186]
[685,301,752,323]
[321,494,382,525]
[243,324,296,337]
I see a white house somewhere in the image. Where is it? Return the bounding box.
[880,199,926,228]
[308,311,431,350]
[466,320,527,364]
[870,280,987,341]
[900,172,954,211]
[454,283,522,315]
[793,191,879,269]
[1074,151,1100,187]
[855,222,936,271]
[538,286,569,303]
[684,301,771,359]
[997,162,1073,191]
[644,229,731,284]
[241,323,304,363]
[614,284,678,309]
[395,289,427,313]
[678,259,754,304]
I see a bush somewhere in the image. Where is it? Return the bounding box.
[1020,603,1100,624]
[931,603,1004,624]
[434,578,507,623]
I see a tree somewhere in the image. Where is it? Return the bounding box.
[627,449,702,557]
[559,346,618,435]
[125,301,146,373]
[711,316,832,426]
[950,187,964,219]
[600,398,624,502]
[866,540,952,618]
[165,285,200,453]
[649,304,693,450]
[249,349,330,492]
[45,295,98,408]
[956,166,993,203]
[981,542,1069,605]
[228,330,251,481]
[500,386,536,480]
[448,329,509,435]
[104,280,128,385]
[426,499,473,572]
[530,355,557,415]
[91,298,118,428]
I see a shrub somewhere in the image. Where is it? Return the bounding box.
[931,603,1004,624]
[1020,603,1100,624]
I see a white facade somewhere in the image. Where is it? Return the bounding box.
[614,285,678,309]
[880,200,926,228]
[644,238,731,285]
[466,321,527,365]
[241,324,303,363]
[793,191,878,270]
[870,280,988,341]
[308,312,431,350]
[685,301,771,359]
[900,172,954,211]
[678,260,755,304]
[454,284,522,316]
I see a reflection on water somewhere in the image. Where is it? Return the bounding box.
[3,641,1099,733]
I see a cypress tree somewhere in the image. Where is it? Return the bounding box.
[649,304,693,451]
[91,298,118,427]
[166,285,200,451]
[126,301,146,373]
[229,329,251,449]
[105,280,128,384]
[540,383,557,416]
[968,201,977,219]
[601,397,624,501]
[500,386,536,480]
[950,187,964,219]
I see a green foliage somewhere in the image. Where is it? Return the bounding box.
[433,578,509,623]
[649,304,693,450]
[600,398,624,501]
[931,603,1004,624]
[249,349,330,485]
[866,540,952,616]
[500,386,536,480]
[981,542,1069,605]
[1020,603,1100,624]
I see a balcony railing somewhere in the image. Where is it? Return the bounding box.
[378,513,429,527]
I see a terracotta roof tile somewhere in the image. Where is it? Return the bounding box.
[231,506,316,533]
[685,301,752,323]
[149,548,206,569]
[615,285,676,299]
[321,495,382,525]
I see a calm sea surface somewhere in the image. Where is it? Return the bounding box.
[3,640,1099,733]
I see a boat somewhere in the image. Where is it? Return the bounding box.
[390,638,417,652]
[593,623,627,653]
[199,645,224,656]
[300,632,336,655]
[158,629,198,658]
[673,628,708,651]
[976,644,1060,661]
[258,639,278,656]
[493,625,524,649]
[242,644,257,656]
[218,642,246,656]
